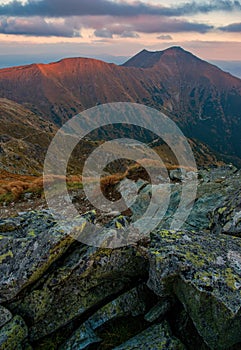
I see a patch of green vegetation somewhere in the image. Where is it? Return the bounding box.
[67,182,83,190]
[0,192,14,204]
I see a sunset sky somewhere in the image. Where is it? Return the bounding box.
[0,0,240,68]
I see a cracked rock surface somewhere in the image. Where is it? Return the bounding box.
[0,167,241,349]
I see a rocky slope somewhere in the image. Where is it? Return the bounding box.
[0,166,241,349]
[0,95,224,208]
[0,98,56,174]
[0,98,119,175]
[0,47,240,165]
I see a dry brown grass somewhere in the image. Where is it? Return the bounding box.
[0,171,83,203]
[0,158,197,205]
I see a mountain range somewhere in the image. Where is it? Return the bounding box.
[0,46,240,168]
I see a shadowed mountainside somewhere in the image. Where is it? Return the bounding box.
[0,98,56,174]
[0,47,240,165]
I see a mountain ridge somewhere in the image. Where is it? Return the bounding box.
[0,46,240,164]
[123,46,196,68]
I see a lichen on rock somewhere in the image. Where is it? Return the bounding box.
[148,229,241,349]
[0,306,12,328]
[0,167,241,349]
[211,188,241,237]
[0,315,28,350]
[0,211,87,303]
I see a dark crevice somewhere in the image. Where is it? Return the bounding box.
[31,277,149,349]
[166,299,210,350]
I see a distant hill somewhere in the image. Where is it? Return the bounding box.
[0,46,240,165]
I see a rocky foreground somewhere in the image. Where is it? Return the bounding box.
[0,166,241,349]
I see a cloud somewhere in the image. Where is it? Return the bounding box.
[167,0,241,16]
[0,0,236,37]
[149,19,212,33]
[90,16,213,35]
[0,0,240,18]
[0,14,212,38]
[94,29,113,38]
[0,17,82,36]
[120,31,140,38]
[157,34,173,40]
[219,22,241,31]
[93,21,139,38]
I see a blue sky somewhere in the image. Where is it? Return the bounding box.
[0,0,240,67]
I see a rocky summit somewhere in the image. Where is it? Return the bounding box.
[0,166,240,349]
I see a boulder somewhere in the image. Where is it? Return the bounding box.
[10,244,148,341]
[211,188,241,237]
[0,306,12,328]
[0,167,240,349]
[169,168,186,182]
[144,299,172,323]
[113,322,186,349]
[0,315,28,350]
[0,211,87,302]
[148,230,241,349]
[60,286,147,350]
[87,286,147,330]
[127,168,241,232]
[60,323,101,350]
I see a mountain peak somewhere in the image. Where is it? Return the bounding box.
[166,46,185,51]
[123,46,195,68]
[123,48,163,68]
